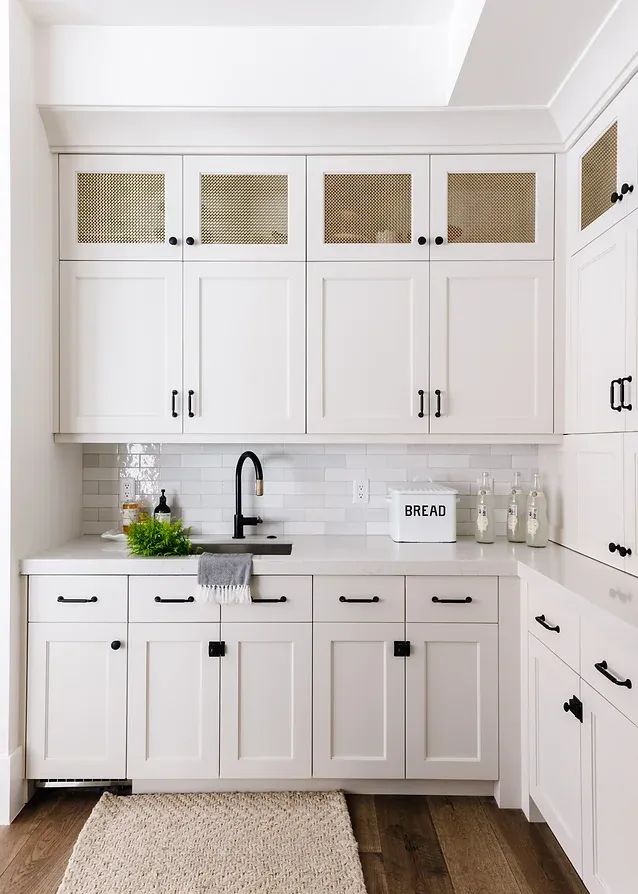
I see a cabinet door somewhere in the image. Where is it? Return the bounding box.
[581,682,638,894]
[307,262,429,434]
[429,261,553,434]
[183,262,305,434]
[183,156,305,261]
[307,156,429,261]
[220,623,311,779]
[60,261,183,434]
[406,623,498,780]
[60,155,182,261]
[565,225,627,433]
[528,635,582,873]
[313,622,405,779]
[561,434,625,569]
[430,155,554,261]
[26,622,127,779]
[624,433,638,575]
[127,623,220,779]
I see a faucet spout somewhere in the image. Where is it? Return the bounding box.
[233,451,264,539]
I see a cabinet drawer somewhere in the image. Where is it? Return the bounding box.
[129,577,220,622]
[406,576,497,623]
[28,576,128,623]
[313,576,403,622]
[222,576,312,622]
[527,579,579,671]
[581,615,638,727]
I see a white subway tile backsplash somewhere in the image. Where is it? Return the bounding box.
[81,443,539,537]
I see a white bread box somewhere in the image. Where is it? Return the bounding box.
[389,485,457,543]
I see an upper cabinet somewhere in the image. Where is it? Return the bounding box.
[183,156,306,261]
[60,155,183,261]
[307,155,430,261]
[429,155,555,261]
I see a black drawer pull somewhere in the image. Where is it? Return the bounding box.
[535,614,560,633]
[418,389,425,418]
[595,659,632,689]
[57,595,98,604]
[154,596,195,604]
[434,388,442,418]
[432,596,472,604]
[610,378,622,411]
[620,375,633,411]
[171,389,179,418]
[188,389,195,418]
[253,596,287,603]
[339,596,380,603]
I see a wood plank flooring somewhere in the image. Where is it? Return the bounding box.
[0,790,588,894]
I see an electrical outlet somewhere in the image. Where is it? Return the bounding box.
[120,478,136,502]
[353,479,369,505]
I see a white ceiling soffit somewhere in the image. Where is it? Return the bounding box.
[24,0,455,27]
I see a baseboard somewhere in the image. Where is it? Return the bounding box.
[0,746,26,825]
[132,778,495,796]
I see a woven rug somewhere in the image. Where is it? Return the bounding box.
[57,791,367,894]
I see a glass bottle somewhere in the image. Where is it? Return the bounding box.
[475,472,495,544]
[154,489,172,524]
[526,473,549,548]
[507,471,526,543]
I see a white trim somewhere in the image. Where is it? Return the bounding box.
[53,432,562,445]
[0,746,26,826]
[132,777,495,796]
[494,577,522,809]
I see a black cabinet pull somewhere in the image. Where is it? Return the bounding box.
[154,595,195,604]
[417,236,427,246]
[434,236,444,245]
[610,378,622,411]
[188,389,195,418]
[186,236,195,246]
[620,375,633,411]
[418,389,425,418]
[394,641,411,657]
[253,596,287,603]
[168,236,178,246]
[609,542,618,553]
[621,182,634,195]
[209,641,226,657]
[339,595,380,603]
[535,614,560,633]
[171,389,178,418]
[609,543,632,557]
[432,596,472,604]
[595,659,632,689]
[57,595,98,604]
[434,389,442,418]
[110,640,121,651]
[563,695,583,723]
[611,190,622,203]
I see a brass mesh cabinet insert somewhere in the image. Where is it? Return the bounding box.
[324,173,412,245]
[199,174,288,245]
[580,122,618,232]
[447,172,536,244]
[76,172,166,244]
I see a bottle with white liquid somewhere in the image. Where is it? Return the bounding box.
[475,472,495,544]
[507,471,526,543]
[526,473,548,548]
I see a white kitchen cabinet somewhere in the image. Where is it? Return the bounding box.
[26,622,127,779]
[429,261,553,434]
[59,155,183,261]
[183,156,306,261]
[183,262,306,435]
[60,261,183,434]
[430,155,554,261]
[307,155,430,261]
[307,262,429,434]
[581,681,638,894]
[405,623,498,780]
[313,622,405,779]
[127,622,221,780]
[528,634,583,874]
[220,623,311,779]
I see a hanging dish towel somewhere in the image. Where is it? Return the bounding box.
[197,552,253,605]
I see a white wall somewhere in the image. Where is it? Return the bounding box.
[0,0,82,825]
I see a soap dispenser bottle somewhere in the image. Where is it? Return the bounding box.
[526,473,548,548]
[154,489,172,524]
[507,471,526,543]
[475,472,495,544]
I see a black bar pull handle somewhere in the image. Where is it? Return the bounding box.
[535,614,560,633]
[171,389,179,418]
[595,659,632,689]
[620,375,633,411]
[253,596,287,603]
[610,378,622,411]
[154,596,195,604]
[418,389,425,418]
[339,595,380,603]
[434,389,442,418]
[432,596,472,604]
[57,595,98,604]
[188,389,195,418]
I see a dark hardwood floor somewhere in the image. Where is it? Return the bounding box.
[0,790,588,893]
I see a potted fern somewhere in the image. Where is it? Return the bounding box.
[126,514,192,557]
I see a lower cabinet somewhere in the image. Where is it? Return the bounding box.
[312,622,405,778]
[406,623,498,780]
[26,622,127,779]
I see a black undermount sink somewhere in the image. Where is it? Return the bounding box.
[190,542,293,556]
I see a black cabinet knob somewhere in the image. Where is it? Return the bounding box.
[186,236,195,246]
[609,542,618,553]
[168,236,178,246]
[111,640,121,650]
[417,236,427,246]
[621,183,634,195]
[611,191,622,204]
[618,546,628,558]
[434,236,444,245]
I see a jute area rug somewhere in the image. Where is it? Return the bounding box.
[57,791,367,894]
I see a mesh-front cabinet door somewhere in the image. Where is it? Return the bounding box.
[59,155,182,260]
[183,156,305,260]
[430,155,554,261]
[307,156,430,260]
